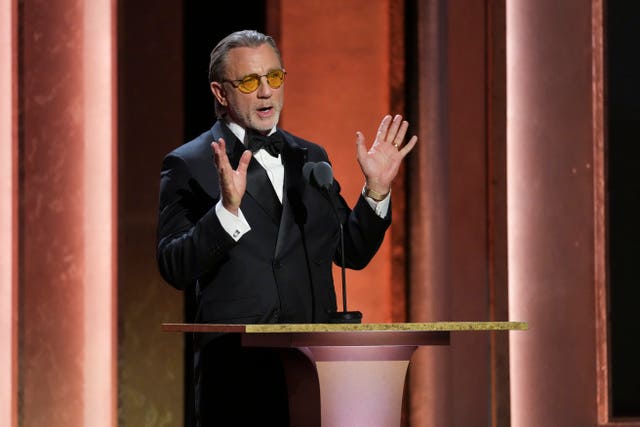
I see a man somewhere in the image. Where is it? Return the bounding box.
[157,30,416,426]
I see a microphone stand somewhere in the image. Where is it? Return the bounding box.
[328,220,362,323]
[324,187,362,324]
[306,161,362,323]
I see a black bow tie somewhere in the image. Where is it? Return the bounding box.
[247,130,284,157]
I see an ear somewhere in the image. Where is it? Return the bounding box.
[210,82,228,107]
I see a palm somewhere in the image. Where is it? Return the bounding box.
[356,115,417,193]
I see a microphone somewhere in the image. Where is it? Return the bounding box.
[304,162,363,324]
[302,162,316,186]
[307,161,333,189]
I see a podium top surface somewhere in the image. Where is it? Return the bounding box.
[162,321,528,334]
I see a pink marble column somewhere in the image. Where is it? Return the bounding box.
[83,0,117,424]
[20,0,116,425]
[507,0,600,425]
[409,2,511,425]
[0,1,18,426]
[21,2,86,423]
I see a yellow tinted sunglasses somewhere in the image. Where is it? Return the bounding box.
[223,69,286,94]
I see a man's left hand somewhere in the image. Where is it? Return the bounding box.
[356,114,418,197]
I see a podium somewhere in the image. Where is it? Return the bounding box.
[163,321,527,427]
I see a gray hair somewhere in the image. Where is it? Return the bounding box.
[209,30,283,118]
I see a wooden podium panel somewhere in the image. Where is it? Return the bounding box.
[163,322,527,427]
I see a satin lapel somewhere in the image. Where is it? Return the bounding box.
[275,134,308,258]
[245,160,282,225]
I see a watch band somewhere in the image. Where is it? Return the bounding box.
[364,187,388,202]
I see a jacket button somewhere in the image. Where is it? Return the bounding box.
[273,260,282,269]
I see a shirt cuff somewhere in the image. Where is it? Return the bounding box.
[362,187,391,218]
[215,200,251,241]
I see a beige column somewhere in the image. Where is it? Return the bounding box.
[507,0,600,425]
[0,1,18,426]
[19,0,117,425]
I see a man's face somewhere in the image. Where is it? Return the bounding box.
[211,44,284,134]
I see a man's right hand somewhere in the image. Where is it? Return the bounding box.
[211,138,252,215]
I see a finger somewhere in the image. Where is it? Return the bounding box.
[376,115,392,142]
[398,135,418,156]
[386,115,403,143]
[211,137,225,155]
[392,121,410,148]
[211,138,229,166]
[236,150,252,175]
[214,137,225,148]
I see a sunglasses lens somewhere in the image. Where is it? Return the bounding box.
[266,70,285,89]
[232,70,286,93]
[238,75,260,93]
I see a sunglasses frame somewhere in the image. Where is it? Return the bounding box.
[223,69,287,94]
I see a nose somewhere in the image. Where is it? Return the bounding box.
[256,75,273,98]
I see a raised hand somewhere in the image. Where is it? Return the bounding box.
[211,138,252,215]
[356,114,418,197]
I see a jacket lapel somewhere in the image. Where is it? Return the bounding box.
[275,133,308,258]
[245,160,282,225]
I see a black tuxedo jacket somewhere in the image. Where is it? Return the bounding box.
[156,121,391,325]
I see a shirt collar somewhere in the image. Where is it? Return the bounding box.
[225,121,277,147]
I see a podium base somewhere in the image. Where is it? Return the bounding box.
[328,311,363,324]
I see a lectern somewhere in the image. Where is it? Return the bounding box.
[163,322,527,427]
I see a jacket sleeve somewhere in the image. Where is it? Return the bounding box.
[305,143,392,270]
[330,180,392,270]
[156,154,236,290]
